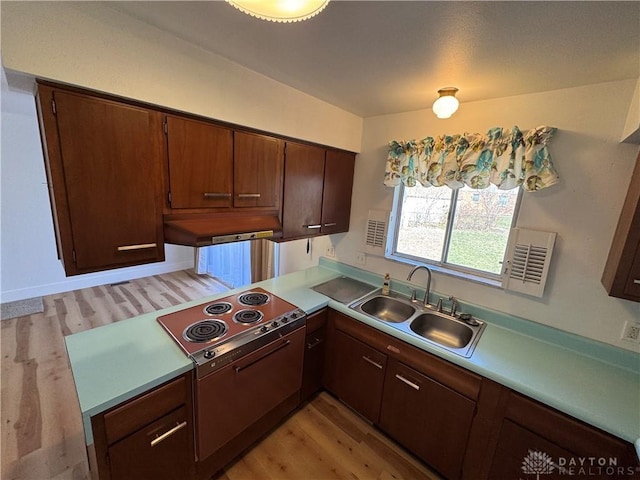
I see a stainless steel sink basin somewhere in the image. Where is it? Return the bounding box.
[410,313,473,349]
[350,291,486,357]
[359,295,416,323]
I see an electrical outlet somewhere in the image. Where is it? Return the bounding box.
[621,321,640,343]
[326,246,335,258]
[356,252,366,265]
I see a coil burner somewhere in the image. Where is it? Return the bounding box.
[183,320,228,343]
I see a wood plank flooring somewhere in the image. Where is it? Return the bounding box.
[1,270,440,480]
[218,393,440,480]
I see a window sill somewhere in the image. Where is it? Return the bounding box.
[385,254,503,289]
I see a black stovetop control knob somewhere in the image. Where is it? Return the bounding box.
[290,312,298,319]
[260,325,268,333]
[272,321,279,328]
[203,350,215,359]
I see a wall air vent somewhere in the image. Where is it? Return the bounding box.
[503,228,557,298]
[365,210,389,255]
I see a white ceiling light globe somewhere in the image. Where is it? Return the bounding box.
[432,88,460,119]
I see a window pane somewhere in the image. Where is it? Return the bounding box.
[396,185,452,262]
[446,185,519,275]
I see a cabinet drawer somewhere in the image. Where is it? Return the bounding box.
[104,376,187,445]
[306,308,328,334]
[108,406,191,480]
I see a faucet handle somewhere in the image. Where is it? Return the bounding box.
[448,296,458,317]
[436,298,443,312]
[409,288,417,303]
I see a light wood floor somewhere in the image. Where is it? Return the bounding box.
[1,271,440,480]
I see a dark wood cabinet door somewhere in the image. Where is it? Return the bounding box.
[624,232,640,298]
[301,309,328,402]
[282,142,325,238]
[51,90,164,273]
[108,406,190,480]
[486,392,640,480]
[326,329,387,423]
[321,150,355,235]
[166,115,233,209]
[380,360,476,480]
[233,131,283,208]
[602,151,640,301]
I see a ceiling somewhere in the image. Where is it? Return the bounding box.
[108,1,640,118]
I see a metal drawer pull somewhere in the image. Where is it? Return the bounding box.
[307,337,323,349]
[386,345,400,353]
[203,192,231,198]
[150,421,187,447]
[237,193,261,198]
[117,243,157,252]
[323,223,337,227]
[362,355,383,369]
[305,224,322,229]
[395,374,420,391]
[634,279,640,285]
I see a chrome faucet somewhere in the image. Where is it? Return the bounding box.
[406,265,432,308]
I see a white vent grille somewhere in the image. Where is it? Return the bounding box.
[503,228,556,297]
[366,220,386,249]
[365,210,389,255]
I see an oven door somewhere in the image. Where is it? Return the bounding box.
[195,326,305,461]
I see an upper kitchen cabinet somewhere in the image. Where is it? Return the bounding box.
[165,115,233,209]
[321,150,356,234]
[282,142,326,238]
[36,84,165,276]
[282,143,356,239]
[602,152,640,301]
[233,131,284,209]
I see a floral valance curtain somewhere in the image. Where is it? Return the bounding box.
[384,126,559,192]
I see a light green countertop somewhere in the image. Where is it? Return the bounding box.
[65,258,640,453]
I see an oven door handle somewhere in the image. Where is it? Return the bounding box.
[234,339,291,373]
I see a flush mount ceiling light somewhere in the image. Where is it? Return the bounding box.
[226,0,330,23]
[432,87,460,119]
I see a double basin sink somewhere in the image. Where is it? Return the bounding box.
[349,291,486,358]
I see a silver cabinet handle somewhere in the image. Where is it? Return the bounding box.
[150,421,187,447]
[634,279,640,285]
[395,374,420,391]
[237,193,261,198]
[305,224,322,229]
[203,192,231,198]
[323,223,337,227]
[362,355,383,369]
[117,243,157,252]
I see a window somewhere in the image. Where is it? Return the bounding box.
[388,183,521,281]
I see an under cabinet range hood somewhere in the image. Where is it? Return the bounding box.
[163,213,282,247]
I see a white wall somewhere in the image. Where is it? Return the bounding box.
[331,80,640,352]
[0,2,362,302]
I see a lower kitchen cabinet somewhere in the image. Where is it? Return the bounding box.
[301,308,328,402]
[90,373,194,480]
[324,310,387,423]
[380,359,476,480]
[108,406,190,480]
[487,391,640,480]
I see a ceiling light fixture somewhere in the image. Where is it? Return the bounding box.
[432,87,460,119]
[226,0,330,23]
